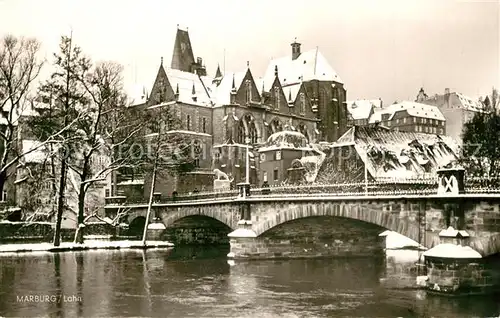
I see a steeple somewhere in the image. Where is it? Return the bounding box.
[215,64,222,78]
[171,27,195,72]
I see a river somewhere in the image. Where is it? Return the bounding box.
[0,246,499,317]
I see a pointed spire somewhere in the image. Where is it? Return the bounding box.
[274,65,278,77]
[215,64,222,78]
[161,56,163,66]
[247,61,250,68]
[261,80,265,94]
[288,89,292,102]
[191,81,196,95]
[175,83,179,95]
[231,73,236,93]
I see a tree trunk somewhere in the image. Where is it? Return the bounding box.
[74,182,86,244]
[74,160,89,244]
[0,169,7,201]
[53,157,67,247]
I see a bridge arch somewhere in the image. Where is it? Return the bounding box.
[252,202,423,245]
[159,205,239,230]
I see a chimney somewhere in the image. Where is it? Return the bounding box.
[445,88,450,95]
[291,40,301,60]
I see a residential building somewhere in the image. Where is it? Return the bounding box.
[369,101,446,135]
[416,88,485,143]
[346,99,383,126]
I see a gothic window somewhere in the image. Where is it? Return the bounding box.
[237,120,246,144]
[274,87,280,110]
[299,93,306,115]
[249,122,258,144]
[192,140,202,167]
[245,80,252,104]
[186,115,191,130]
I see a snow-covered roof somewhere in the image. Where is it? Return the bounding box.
[165,68,212,107]
[333,126,459,180]
[369,101,445,123]
[283,83,302,104]
[208,71,246,106]
[438,226,470,238]
[346,100,375,120]
[423,243,482,259]
[258,130,312,152]
[455,93,485,112]
[263,48,343,87]
[127,83,148,107]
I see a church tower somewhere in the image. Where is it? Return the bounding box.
[171,26,206,76]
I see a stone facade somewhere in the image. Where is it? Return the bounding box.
[229,216,385,259]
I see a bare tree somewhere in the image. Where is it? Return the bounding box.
[0,35,43,197]
[139,104,196,243]
[70,61,143,243]
[33,34,91,246]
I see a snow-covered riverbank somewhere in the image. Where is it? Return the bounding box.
[0,240,174,254]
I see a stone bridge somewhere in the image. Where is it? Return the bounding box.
[109,192,500,259]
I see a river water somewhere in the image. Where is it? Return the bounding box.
[0,246,499,317]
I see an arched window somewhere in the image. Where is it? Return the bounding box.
[299,93,306,115]
[245,80,252,104]
[249,122,258,144]
[237,120,246,144]
[270,118,283,134]
[274,87,280,109]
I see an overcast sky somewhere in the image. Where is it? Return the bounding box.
[0,0,498,103]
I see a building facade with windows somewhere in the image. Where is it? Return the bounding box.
[369,101,446,135]
[416,88,485,144]
[122,27,348,198]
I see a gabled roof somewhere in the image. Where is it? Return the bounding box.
[283,83,302,104]
[165,68,212,106]
[369,101,445,123]
[208,71,247,106]
[333,126,459,180]
[346,100,375,120]
[263,48,343,87]
[455,93,485,112]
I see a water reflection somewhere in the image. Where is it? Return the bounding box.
[0,247,498,317]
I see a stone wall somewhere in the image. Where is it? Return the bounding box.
[0,222,119,243]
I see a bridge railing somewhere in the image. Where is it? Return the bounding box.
[104,177,500,206]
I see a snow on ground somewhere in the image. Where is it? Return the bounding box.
[0,240,174,255]
[380,230,425,250]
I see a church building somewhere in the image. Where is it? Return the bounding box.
[122,27,348,197]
